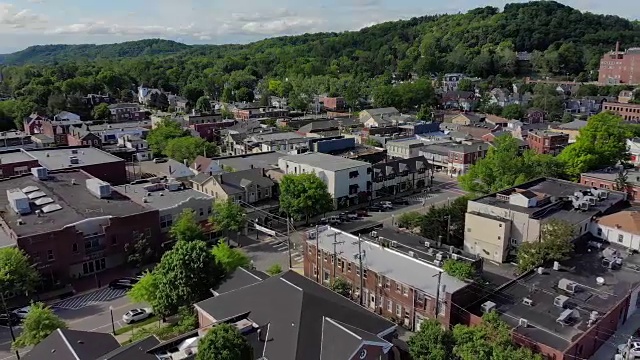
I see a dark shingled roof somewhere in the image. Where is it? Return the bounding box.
[96,336,160,360]
[211,267,269,295]
[195,271,395,360]
[23,329,119,360]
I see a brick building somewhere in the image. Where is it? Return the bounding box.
[463,247,640,360]
[598,42,640,85]
[602,101,640,122]
[303,226,476,331]
[39,117,84,146]
[232,106,289,121]
[108,103,145,122]
[0,151,40,178]
[526,130,569,155]
[581,166,640,202]
[419,140,490,177]
[0,169,160,283]
[321,96,346,111]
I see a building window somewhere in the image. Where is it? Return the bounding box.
[396,282,401,293]
[403,286,408,297]
[363,269,368,279]
[349,170,359,178]
[385,278,390,289]
[396,304,402,317]
[111,236,117,246]
[72,243,78,253]
[207,207,212,214]
[47,250,54,261]
[356,267,360,276]
[597,228,602,237]
[199,208,204,216]
[618,234,624,243]
[313,265,317,276]
[347,263,352,272]
[160,214,173,229]
[308,246,313,255]
[387,299,392,312]
[510,238,517,246]
[323,270,330,284]
[337,259,343,271]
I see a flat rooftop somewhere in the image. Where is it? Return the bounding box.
[473,178,626,223]
[360,226,480,266]
[26,147,124,170]
[0,149,37,164]
[0,171,148,237]
[114,181,212,210]
[583,166,640,186]
[467,244,640,351]
[308,226,467,297]
[280,152,370,171]
[213,151,283,171]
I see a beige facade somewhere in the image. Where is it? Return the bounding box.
[193,171,273,204]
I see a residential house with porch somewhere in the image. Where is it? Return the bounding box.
[190,167,275,204]
[371,156,431,199]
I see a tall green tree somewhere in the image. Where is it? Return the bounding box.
[279,173,333,222]
[408,319,454,360]
[164,136,217,163]
[0,247,40,296]
[170,209,207,243]
[147,119,187,156]
[153,240,224,316]
[195,96,212,113]
[501,104,524,120]
[196,324,252,360]
[128,271,158,305]
[211,243,251,274]
[558,112,631,179]
[92,102,111,120]
[540,219,575,262]
[13,303,66,349]
[210,199,247,240]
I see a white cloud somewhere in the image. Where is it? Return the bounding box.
[0,3,47,29]
[47,21,198,37]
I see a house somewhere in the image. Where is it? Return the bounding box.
[463,244,640,360]
[450,113,485,126]
[602,101,640,122]
[563,98,605,115]
[191,167,275,204]
[525,108,545,124]
[84,94,114,107]
[191,155,224,175]
[212,152,283,172]
[440,91,477,111]
[232,105,289,121]
[54,111,81,122]
[385,139,428,159]
[193,270,398,360]
[526,130,569,155]
[143,158,195,183]
[108,103,145,122]
[358,108,400,124]
[371,156,431,198]
[442,73,467,91]
[169,94,189,112]
[117,135,151,161]
[441,123,496,140]
[37,116,84,146]
[0,169,161,282]
[320,96,346,111]
[592,211,640,251]
[87,121,151,144]
[419,140,490,177]
[67,127,102,148]
[23,114,48,135]
[506,120,549,140]
[464,177,626,262]
[304,226,475,331]
[24,328,161,360]
[619,90,635,103]
[246,132,309,154]
[278,153,372,208]
[137,86,161,104]
[0,130,33,149]
[488,88,530,108]
[484,114,509,127]
[580,166,640,202]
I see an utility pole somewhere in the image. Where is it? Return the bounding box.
[0,291,20,359]
[286,217,292,269]
[353,235,366,306]
[445,215,451,246]
[315,225,320,283]
[433,271,443,319]
[331,232,344,283]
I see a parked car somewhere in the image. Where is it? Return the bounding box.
[355,209,368,217]
[12,306,31,319]
[153,158,168,163]
[368,205,385,212]
[327,216,342,225]
[0,312,20,326]
[338,213,350,222]
[392,198,410,206]
[109,278,138,290]
[379,201,393,209]
[122,308,153,324]
[347,213,359,220]
[318,218,329,225]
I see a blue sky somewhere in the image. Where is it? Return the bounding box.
[0,0,638,53]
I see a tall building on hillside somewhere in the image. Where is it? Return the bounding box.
[599,42,640,85]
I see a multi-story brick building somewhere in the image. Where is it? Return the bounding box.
[602,101,640,122]
[526,130,569,155]
[0,150,40,178]
[232,106,289,121]
[321,96,346,111]
[371,156,431,198]
[108,103,145,122]
[598,42,640,85]
[419,140,490,177]
[303,226,476,331]
[0,169,160,283]
[581,166,640,202]
[39,117,84,146]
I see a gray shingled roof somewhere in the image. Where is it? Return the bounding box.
[23,329,119,360]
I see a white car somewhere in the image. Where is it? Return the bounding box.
[379,201,393,209]
[122,308,153,324]
[12,306,31,319]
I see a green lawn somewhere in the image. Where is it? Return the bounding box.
[114,315,160,335]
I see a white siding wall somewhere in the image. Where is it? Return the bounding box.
[590,223,640,251]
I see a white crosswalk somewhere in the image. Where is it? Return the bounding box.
[51,287,128,310]
[405,193,435,203]
[264,237,303,264]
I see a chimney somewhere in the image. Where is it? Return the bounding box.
[616,41,620,53]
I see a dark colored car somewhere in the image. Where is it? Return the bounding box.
[355,209,368,217]
[338,213,350,222]
[368,205,385,212]
[109,278,138,290]
[0,312,20,327]
[392,199,410,205]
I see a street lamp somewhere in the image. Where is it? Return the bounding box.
[109,306,115,334]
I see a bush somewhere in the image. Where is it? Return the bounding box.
[442,259,476,280]
[266,264,283,276]
[397,212,423,229]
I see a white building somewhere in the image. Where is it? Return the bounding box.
[591,211,640,251]
[117,135,152,162]
[628,138,640,165]
[278,152,372,208]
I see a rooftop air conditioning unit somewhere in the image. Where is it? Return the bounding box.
[434,259,442,267]
[481,301,496,313]
[451,253,459,260]
[558,278,577,293]
[435,253,443,261]
[519,318,529,328]
[554,295,569,308]
[370,231,377,238]
[522,298,534,306]
[408,251,415,258]
[391,241,397,248]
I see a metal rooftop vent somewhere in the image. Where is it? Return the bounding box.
[22,186,39,193]
[34,197,54,206]
[27,191,47,200]
[41,204,62,213]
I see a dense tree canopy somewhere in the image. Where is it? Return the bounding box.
[279,173,333,222]
[0,247,40,296]
[13,303,67,349]
[147,119,188,157]
[196,324,253,360]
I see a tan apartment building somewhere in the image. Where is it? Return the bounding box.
[190,168,275,204]
[464,178,626,262]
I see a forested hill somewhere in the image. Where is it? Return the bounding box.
[0,39,190,65]
[1,1,640,69]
